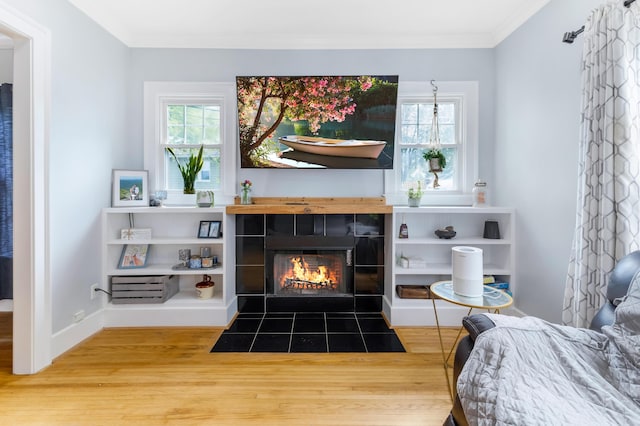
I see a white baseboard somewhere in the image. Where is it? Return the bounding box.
[103,297,237,327]
[51,310,104,359]
[51,297,238,359]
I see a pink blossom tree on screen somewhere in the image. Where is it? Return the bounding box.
[237,76,373,167]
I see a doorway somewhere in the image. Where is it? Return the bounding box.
[0,4,51,375]
[0,36,13,373]
[0,37,13,311]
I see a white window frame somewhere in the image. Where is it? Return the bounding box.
[143,82,237,204]
[384,81,478,206]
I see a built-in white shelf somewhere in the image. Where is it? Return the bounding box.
[101,206,236,327]
[384,206,516,326]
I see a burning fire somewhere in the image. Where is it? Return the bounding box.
[291,256,329,282]
[279,255,340,291]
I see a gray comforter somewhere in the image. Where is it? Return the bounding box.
[457,275,640,425]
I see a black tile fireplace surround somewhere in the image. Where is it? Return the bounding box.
[235,213,385,313]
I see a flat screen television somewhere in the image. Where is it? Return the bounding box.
[236,75,398,169]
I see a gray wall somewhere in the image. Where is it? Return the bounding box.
[0,48,12,83]
[3,0,131,332]
[494,0,601,322]
[129,48,497,197]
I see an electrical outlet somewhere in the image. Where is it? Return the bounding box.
[90,283,99,300]
[73,310,85,323]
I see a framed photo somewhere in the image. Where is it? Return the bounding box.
[198,221,222,238]
[198,221,211,238]
[112,169,149,207]
[118,244,149,269]
[208,220,222,238]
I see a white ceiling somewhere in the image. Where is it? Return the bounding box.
[67,0,551,49]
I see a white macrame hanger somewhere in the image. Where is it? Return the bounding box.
[429,80,441,151]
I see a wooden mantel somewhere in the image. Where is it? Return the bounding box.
[225,196,392,214]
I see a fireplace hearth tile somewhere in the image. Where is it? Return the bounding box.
[357,317,394,333]
[226,318,262,333]
[258,318,294,333]
[211,333,255,352]
[251,333,291,352]
[363,333,405,352]
[328,333,366,352]
[290,334,328,352]
[326,318,359,333]
[293,318,326,333]
[326,312,356,319]
[295,312,325,319]
[211,312,405,353]
[264,312,294,319]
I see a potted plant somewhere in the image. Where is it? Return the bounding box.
[423,148,446,172]
[166,145,204,194]
[407,181,423,207]
[423,148,446,188]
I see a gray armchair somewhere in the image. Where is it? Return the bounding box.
[444,250,640,426]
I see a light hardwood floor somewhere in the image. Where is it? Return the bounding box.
[0,312,461,425]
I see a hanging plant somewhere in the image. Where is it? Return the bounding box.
[423,148,446,172]
[166,145,204,194]
[425,80,445,188]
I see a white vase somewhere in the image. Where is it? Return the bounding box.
[165,193,196,206]
[196,190,214,207]
[408,197,421,207]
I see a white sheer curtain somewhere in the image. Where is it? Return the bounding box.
[563,2,640,328]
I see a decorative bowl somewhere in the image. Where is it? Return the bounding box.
[435,226,456,239]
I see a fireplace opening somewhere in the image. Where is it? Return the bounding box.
[274,252,348,296]
[265,236,355,311]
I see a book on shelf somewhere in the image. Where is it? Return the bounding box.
[485,281,509,290]
[121,228,152,240]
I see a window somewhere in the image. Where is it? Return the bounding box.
[163,103,221,192]
[399,99,459,191]
[144,82,237,202]
[386,81,478,205]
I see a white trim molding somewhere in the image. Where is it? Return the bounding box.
[0,0,52,374]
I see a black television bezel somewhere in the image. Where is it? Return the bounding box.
[236,74,399,170]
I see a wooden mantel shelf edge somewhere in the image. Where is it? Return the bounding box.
[226,197,392,214]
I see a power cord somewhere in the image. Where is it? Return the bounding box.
[95,288,112,296]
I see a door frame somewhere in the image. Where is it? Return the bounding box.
[0,0,51,374]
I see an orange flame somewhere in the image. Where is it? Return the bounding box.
[279,255,340,290]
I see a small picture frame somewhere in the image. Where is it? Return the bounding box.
[198,221,211,238]
[198,220,222,238]
[112,169,149,207]
[208,220,222,238]
[118,244,149,269]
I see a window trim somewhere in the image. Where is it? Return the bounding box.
[398,96,462,191]
[384,80,478,206]
[143,82,237,204]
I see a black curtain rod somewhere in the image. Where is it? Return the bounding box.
[563,0,636,43]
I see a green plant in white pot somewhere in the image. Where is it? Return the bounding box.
[408,181,423,207]
[423,148,446,188]
[166,145,204,194]
[423,148,446,171]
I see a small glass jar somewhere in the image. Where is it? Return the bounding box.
[240,188,251,205]
[473,180,488,207]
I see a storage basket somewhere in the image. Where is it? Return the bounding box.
[110,275,179,304]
